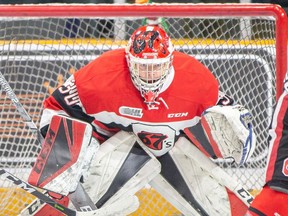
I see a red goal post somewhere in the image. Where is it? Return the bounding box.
[0,3,287,215]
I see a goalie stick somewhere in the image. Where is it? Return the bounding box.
[0,168,75,215]
[0,168,137,216]
[0,71,44,144]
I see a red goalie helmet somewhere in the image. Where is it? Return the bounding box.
[126,25,174,105]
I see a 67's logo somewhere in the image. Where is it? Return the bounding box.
[137,131,169,151]
[132,124,176,157]
[136,131,175,157]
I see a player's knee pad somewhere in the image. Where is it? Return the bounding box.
[28,114,99,195]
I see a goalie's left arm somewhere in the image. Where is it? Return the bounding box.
[185,93,256,165]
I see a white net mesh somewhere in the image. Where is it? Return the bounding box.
[0,3,286,215]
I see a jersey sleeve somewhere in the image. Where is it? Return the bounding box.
[40,74,95,136]
[40,49,126,142]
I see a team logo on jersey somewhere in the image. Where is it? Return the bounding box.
[137,131,168,151]
[132,123,176,157]
[119,106,143,118]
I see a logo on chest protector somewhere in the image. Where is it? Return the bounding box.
[132,124,176,156]
[119,106,143,118]
[137,131,171,151]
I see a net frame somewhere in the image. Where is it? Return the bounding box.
[0,3,287,216]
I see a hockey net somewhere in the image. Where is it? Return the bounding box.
[0,3,287,216]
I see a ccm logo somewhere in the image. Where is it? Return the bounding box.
[168,112,188,118]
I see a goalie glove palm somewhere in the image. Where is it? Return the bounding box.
[202,105,256,165]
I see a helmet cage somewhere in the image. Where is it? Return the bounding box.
[127,52,173,104]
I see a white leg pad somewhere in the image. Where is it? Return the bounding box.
[83,131,161,214]
[151,139,231,215]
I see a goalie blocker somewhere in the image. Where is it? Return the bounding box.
[28,114,99,195]
[28,115,99,215]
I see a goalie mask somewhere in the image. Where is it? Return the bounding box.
[126,25,174,105]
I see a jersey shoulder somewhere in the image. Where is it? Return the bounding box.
[72,48,135,105]
[74,48,127,84]
[173,51,217,84]
[170,51,219,105]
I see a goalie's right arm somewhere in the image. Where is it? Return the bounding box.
[28,114,99,196]
[39,74,108,143]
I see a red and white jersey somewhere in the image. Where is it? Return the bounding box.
[41,49,219,156]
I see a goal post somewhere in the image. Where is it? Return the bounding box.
[0,3,286,215]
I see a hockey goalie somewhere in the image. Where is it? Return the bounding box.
[25,25,256,216]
